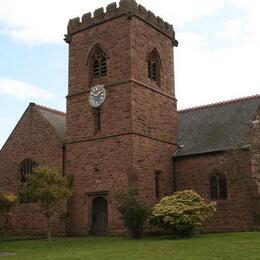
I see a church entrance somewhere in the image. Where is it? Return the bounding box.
[92,197,107,235]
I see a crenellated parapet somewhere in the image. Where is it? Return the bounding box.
[64,0,178,46]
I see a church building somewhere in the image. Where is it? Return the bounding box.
[0,0,259,235]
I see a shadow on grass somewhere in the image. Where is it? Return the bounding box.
[0,235,45,242]
[0,232,217,244]
[0,252,17,257]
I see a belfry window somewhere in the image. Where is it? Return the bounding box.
[91,47,107,79]
[210,174,227,200]
[148,49,161,86]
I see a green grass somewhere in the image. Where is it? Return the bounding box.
[1,232,260,259]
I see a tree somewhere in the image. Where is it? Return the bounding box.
[21,167,71,241]
[150,190,216,237]
[217,120,259,186]
[218,148,258,185]
[116,188,151,239]
[0,192,17,237]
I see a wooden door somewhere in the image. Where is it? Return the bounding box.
[92,197,107,235]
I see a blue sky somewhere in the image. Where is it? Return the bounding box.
[0,0,259,148]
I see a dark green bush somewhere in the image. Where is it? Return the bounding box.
[116,188,150,239]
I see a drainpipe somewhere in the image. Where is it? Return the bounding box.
[62,142,69,236]
[62,143,66,176]
[172,144,184,193]
[172,157,176,192]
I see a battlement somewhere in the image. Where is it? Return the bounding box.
[65,0,178,46]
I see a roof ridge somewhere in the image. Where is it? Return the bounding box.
[178,95,260,113]
[31,103,66,116]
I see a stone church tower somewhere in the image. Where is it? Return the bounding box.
[65,0,178,235]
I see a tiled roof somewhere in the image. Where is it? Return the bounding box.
[31,95,260,155]
[33,104,66,141]
[176,95,260,157]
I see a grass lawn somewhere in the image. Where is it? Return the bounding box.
[1,232,260,259]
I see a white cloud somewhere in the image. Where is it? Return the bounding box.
[228,0,260,43]
[174,0,260,109]
[0,0,258,45]
[0,78,53,99]
[139,0,225,27]
[0,0,259,110]
[216,18,242,40]
[0,0,226,44]
[177,33,206,49]
[175,36,260,109]
[0,0,115,44]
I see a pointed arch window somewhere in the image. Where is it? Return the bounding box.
[20,159,37,183]
[155,171,161,199]
[91,46,107,79]
[148,49,161,86]
[210,174,227,200]
[20,159,37,203]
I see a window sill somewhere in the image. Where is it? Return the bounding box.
[211,199,229,207]
[148,79,160,88]
[91,76,108,87]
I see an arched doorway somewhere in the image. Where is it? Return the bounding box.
[92,197,107,235]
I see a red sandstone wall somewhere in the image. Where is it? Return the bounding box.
[66,82,132,143]
[175,152,255,232]
[66,4,178,235]
[250,111,260,221]
[133,135,175,203]
[67,16,131,97]
[0,106,65,235]
[130,16,175,97]
[66,136,133,235]
[132,82,177,144]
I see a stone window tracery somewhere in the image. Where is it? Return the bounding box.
[91,46,107,79]
[148,49,161,86]
[20,159,37,183]
[20,159,37,203]
[210,174,227,200]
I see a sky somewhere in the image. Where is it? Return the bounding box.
[0,0,259,148]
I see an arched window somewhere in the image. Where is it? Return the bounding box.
[155,171,161,199]
[20,159,37,183]
[20,159,37,203]
[210,174,227,200]
[91,46,107,79]
[147,49,161,86]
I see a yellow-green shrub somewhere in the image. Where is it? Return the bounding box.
[0,192,17,236]
[0,192,17,213]
[150,190,216,237]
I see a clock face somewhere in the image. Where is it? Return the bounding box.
[89,85,106,107]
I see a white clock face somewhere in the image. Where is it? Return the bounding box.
[89,85,106,107]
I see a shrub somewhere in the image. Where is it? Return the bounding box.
[150,190,216,237]
[116,188,150,239]
[0,192,17,237]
